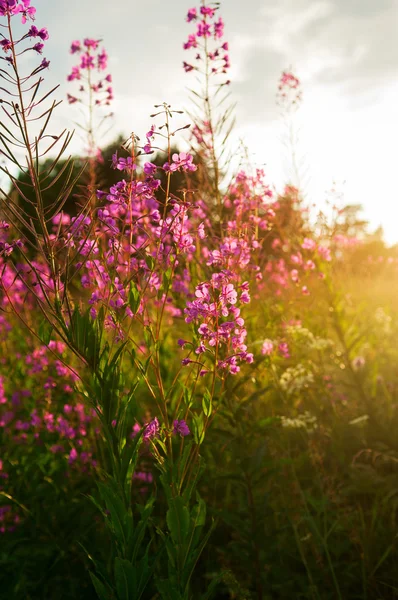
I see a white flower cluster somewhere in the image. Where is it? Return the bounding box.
[286,325,332,351]
[279,363,314,394]
[280,411,318,432]
[311,337,333,351]
[375,307,392,334]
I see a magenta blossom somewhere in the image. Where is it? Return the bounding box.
[28,25,49,40]
[70,40,81,54]
[143,417,159,441]
[111,153,135,172]
[84,37,99,50]
[186,7,197,21]
[200,6,216,17]
[173,420,190,436]
[262,339,274,356]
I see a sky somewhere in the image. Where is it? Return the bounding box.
[16,0,398,244]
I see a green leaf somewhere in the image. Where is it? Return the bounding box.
[97,481,127,548]
[120,430,143,489]
[183,520,217,594]
[66,306,102,370]
[191,495,206,530]
[38,319,53,346]
[162,268,172,292]
[144,254,154,271]
[114,557,135,600]
[89,572,113,600]
[202,390,212,418]
[200,574,223,600]
[173,441,193,493]
[192,413,205,445]
[155,579,183,600]
[128,495,155,565]
[128,282,141,315]
[166,496,190,545]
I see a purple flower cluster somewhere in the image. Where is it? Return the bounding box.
[183,2,230,80]
[0,0,35,23]
[131,418,190,442]
[0,341,98,473]
[183,271,253,374]
[66,38,113,106]
[0,2,50,70]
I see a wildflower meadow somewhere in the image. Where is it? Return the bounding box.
[1,1,398,599]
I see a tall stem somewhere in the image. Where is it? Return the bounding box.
[202,1,222,228]
[8,15,59,303]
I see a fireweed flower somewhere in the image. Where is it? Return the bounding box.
[302,237,316,251]
[163,152,197,173]
[278,342,290,359]
[27,25,49,40]
[143,417,159,441]
[173,420,190,436]
[111,153,136,172]
[0,2,50,71]
[134,471,153,483]
[214,17,224,38]
[66,38,113,106]
[70,39,81,53]
[84,37,99,50]
[262,339,274,356]
[0,0,35,22]
[183,61,194,73]
[277,70,302,110]
[186,7,197,21]
[183,34,198,50]
[317,245,331,261]
[33,42,44,54]
[183,2,231,83]
[66,37,114,188]
[183,272,253,374]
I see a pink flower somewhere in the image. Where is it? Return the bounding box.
[183,61,194,73]
[18,0,36,24]
[67,66,81,82]
[214,18,224,39]
[68,448,78,464]
[28,26,49,40]
[221,283,237,305]
[84,38,99,50]
[131,423,141,439]
[70,40,81,54]
[144,162,157,175]
[33,42,44,54]
[143,417,159,441]
[302,238,316,251]
[97,48,108,70]
[0,39,12,52]
[183,34,198,50]
[200,6,216,17]
[262,339,274,356]
[197,21,211,38]
[317,246,331,261]
[278,342,290,359]
[173,420,190,436]
[67,93,78,104]
[186,7,197,22]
